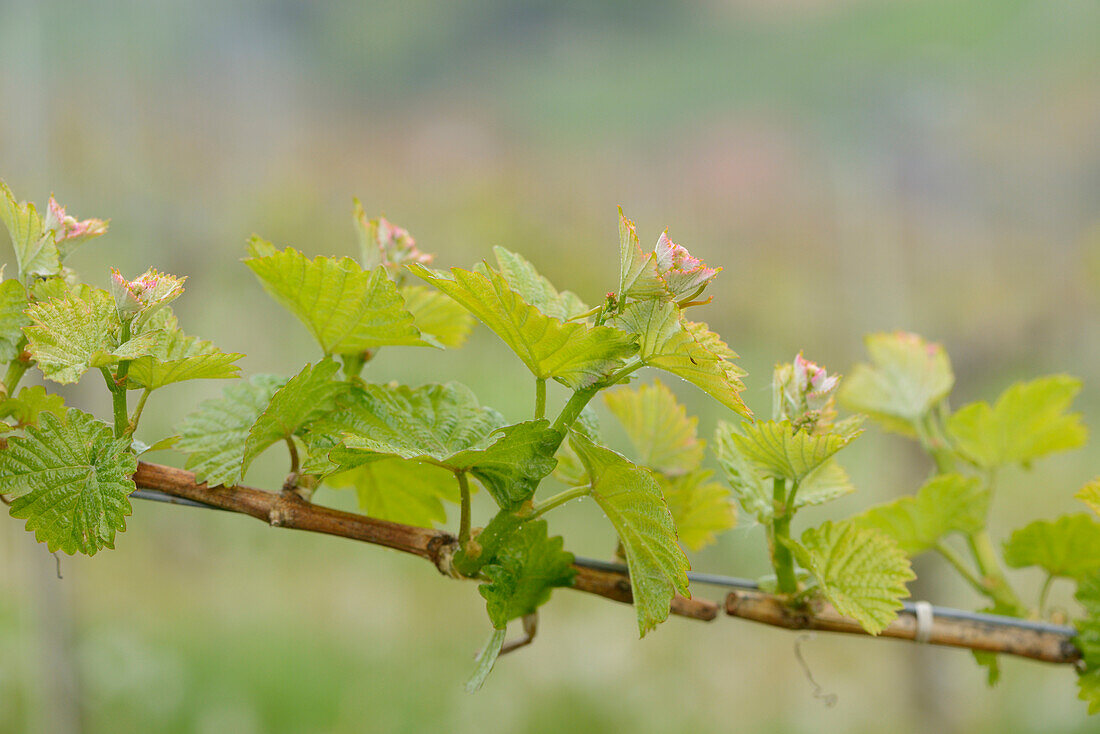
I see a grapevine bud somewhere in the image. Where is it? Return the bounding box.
[773,353,840,434]
[110,267,185,322]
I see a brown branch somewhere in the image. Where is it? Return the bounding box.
[725,590,1080,665]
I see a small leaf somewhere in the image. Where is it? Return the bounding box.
[412,264,636,389]
[947,375,1087,469]
[712,420,772,521]
[569,430,689,636]
[244,238,425,354]
[791,521,915,635]
[0,277,30,361]
[839,332,954,436]
[175,374,288,486]
[492,246,589,321]
[796,460,856,507]
[0,408,137,555]
[1003,514,1100,581]
[616,299,749,417]
[125,315,242,390]
[1078,479,1100,517]
[479,519,575,629]
[730,420,859,486]
[0,385,66,428]
[851,473,989,556]
[466,628,507,694]
[617,209,666,300]
[1075,571,1100,714]
[603,379,705,475]
[400,285,474,349]
[658,469,735,551]
[0,180,60,281]
[326,458,459,527]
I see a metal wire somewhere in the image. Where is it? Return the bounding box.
[130,487,1078,639]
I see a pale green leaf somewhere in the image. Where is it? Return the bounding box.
[0,385,66,428]
[730,419,859,486]
[1075,571,1100,714]
[1078,479,1100,517]
[175,374,287,486]
[615,299,749,417]
[947,375,1087,469]
[466,628,507,694]
[791,521,914,635]
[125,315,242,390]
[241,359,348,478]
[326,458,459,528]
[411,264,636,389]
[1003,514,1100,580]
[604,378,704,475]
[851,473,988,556]
[492,246,588,321]
[0,408,136,555]
[0,180,59,281]
[0,277,29,361]
[712,420,772,521]
[839,332,954,436]
[796,460,856,507]
[569,430,689,636]
[479,519,575,629]
[244,238,425,354]
[658,469,735,551]
[400,284,474,349]
[617,209,666,300]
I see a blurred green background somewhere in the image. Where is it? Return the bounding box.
[1,1,1099,732]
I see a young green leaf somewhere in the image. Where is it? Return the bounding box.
[712,420,772,521]
[244,238,425,354]
[603,379,705,476]
[411,264,636,389]
[1075,571,1100,714]
[241,359,348,477]
[851,473,989,556]
[657,469,735,551]
[125,316,243,390]
[729,420,859,486]
[491,246,588,321]
[616,299,749,418]
[1003,514,1100,581]
[0,385,66,428]
[25,287,160,384]
[326,458,460,528]
[617,209,666,301]
[0,408,137,555]
[400,285,474,349]
[0,180,60,281]
[1078,479,1100,517]
[795,460,856,507]
[175,374,287,486]
[839,332,953,436]
[479,519,575,629]
[569,430,690,636]
[790,521,915,635]
[0,276,30,362]
[947,375,1086,469]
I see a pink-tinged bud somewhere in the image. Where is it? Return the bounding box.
[774,353,841,433]
[109,267,185,321]
[45,196,108,245]
[652,231,720,301]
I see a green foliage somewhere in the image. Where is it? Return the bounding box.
[839,332,953,436]
[603,379,704,476]
[175,374,288,486]
[491,246,588,321]
[0,385,66,428]
[569,430,689,636]
[1079,479,1100,516]
[0,276,29,361]
[1003,514,1100,581]
[479,519,575,629]
[790,521,915,635]
[1075,571,1100,714]
[412,263,636,389]
[0,180,59,281]
[245,238,425,354]
[0,408,136,555]
[712,420,772,521]
[852,473,989,556]
[399,284,474,349]
[125,316,243,390]
[658,470,735,551]
[326,459,459,528]
[947,375,1087,469]
[727,419,859,486]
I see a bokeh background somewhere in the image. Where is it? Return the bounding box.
[2,1,1099,732]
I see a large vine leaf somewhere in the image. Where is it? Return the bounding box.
[604,379,705,476]
[0,385,66,428]
[175,374,287,486]
[0,408,136,555]
[326,458,460,528]
[0,277,30,361]
[729,419,859,486]
[241,359,349,478]
[244,238,425,354]
[947,375,1086,469]
[851,473,989,556]
[25,288,161,384]
[479,519,575,629]
[491,246,588,321]
[410,264,636,389]
[615,299,749,418]
[657,469,735,551]
[1075,571,1100,714]
[569,430,689,636]
[1003,514,1100,581]
[790,521,914,635]
[839,332,953,436]
[400,284,474,349]
[125,315,242,390]
[0,180,60,281]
